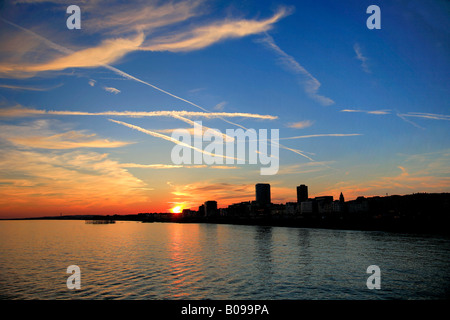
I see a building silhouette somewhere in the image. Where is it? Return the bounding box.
[198,204,205,217]
[204,200,218,217]
[297,184,308,203]
[339,192,345,203]
[255,183,271,206]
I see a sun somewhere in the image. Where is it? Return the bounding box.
[171,205,184,214]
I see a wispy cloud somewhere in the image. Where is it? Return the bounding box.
[0,121,132,149]
[120,163,239,170]
[213,101,227,111]
[0,147,151,217]
[88,79,96,87]
[0,83,62,91]
[103,86,120,94]
[395,111,450,130]
[258,33,334,106]
[398,112,450,121]
[353,43,371,73]
[0,19,271,133]
[142,7,289,52]
[286,120,314,129]
[342,109,449,129]
[169,181,255,208]
[279,133,362,140]
[84,0,203,36]
[122,163,187,169]
[0,6,288,77]
[276,161,334,175]
[317,150,450,200]
[9,131,131,149]
[0,17,318,164]
[341,109,391,115]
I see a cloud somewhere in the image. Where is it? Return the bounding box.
[88,79,96,87]
[0,6,288,77]
[272,141,316,162]
[396,112,425,129]
[398,112,450,121]
[342,109,449,128]
[0,16,317,164]
[213,101,227,111]
[317,150,450,200]
[121,163,184,169]
[286,120,313,129]
[169,181,255,208]
[120,163,239,170]
[142,7,289,52]
[0,83,62,91]
[84,0,203,35]
[341,109,391,115]
[0,147,151,217]
[103,86,120,94]
[279,133,362,140]
[0,105,277,120]
[9,131,131,149]
[210,165,239,169]
[258,33,334,106]
[109,118,241,162]
[0,19,276,134]
[0,105,319,164]
[353,43,371,73]
[276,161,334,175]
[0,32,145,77]
[395,111,450,129]
[0,105,46,117]
[0,121,132,149]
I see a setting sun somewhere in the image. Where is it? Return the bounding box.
[171,205,184,214]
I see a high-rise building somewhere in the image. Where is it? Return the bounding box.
[297,184,308,203]
[204,200,218,217]
[198,204,205,216]
[339,192,345,203]
[255,183,271,205]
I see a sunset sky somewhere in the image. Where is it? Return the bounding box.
[0,0,449,218]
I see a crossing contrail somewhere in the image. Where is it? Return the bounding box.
[109,119,242,162]
[1,18,330,163]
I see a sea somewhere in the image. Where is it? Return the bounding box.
[0,220,449,300]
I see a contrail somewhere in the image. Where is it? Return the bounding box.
[399,112,450,121]
[170,113,235,142]
[1,18,73,55]
[396,113,424,129]
[1,18,320,163]
[0,107,276,120]
[2,17,261,131]
[109,119,242,162]
[280,133,362,140]
[271,141,315,162]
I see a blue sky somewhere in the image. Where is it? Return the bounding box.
[0,0,449,217]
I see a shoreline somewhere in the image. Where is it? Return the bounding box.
[2,215,449,237]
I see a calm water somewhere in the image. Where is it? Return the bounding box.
[0,220,449,300]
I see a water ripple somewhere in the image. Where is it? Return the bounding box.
[0,221,449,299]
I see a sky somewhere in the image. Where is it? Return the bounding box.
[0,0,449,218]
